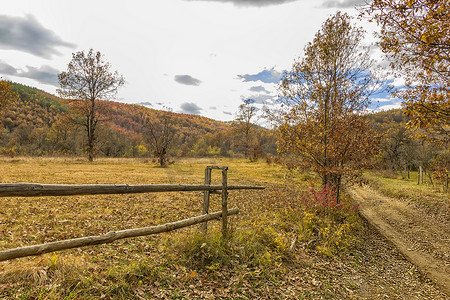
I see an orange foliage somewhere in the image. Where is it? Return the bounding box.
[363,0,450,145]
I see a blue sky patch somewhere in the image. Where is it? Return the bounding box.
[238,68,282,84]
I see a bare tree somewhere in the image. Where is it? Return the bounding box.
[145,115,176,167]
[232,98,258,159]
[57,49,124,162]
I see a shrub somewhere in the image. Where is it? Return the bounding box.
[281,185,360,256]
[167,224,289,277]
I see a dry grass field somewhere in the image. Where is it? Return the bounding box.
[0,157,447,299]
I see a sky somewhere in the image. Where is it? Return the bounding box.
[0,0,402,123]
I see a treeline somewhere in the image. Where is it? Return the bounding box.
[371,109,449,190]
[1,82,447,191]
[0,83,277,159]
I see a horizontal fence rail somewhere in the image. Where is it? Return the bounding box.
[0,183,264,197]
[0,208,239,262]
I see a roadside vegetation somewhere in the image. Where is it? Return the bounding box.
[364,170,450,225]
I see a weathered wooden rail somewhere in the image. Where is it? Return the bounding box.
[0,166,264,262]
[0,183,263,197]
[0,209,239,262]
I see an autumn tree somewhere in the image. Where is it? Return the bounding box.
[278,12,383,201]
[232,98,261,160]
[57,49,124,162]
[0,80,19,117]
[145,114,176,167]
[363,0,450,144]
[46,114,81,155]
[381,124,417,176]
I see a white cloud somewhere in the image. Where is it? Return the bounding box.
[372,97,393,103]
[392,77,406,87]
[320,0,365,8]
[183,0,300,7]
[376,103,402,111]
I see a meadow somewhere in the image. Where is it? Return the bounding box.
[0,157,445,299]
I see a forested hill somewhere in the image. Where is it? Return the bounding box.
[100,100,229,140]
[3,83,67,132]
[0,82,231,157]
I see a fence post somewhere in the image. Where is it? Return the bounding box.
[221,167,228,240]
[202,166,212,232]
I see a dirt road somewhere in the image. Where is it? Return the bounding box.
[350,186,450,296]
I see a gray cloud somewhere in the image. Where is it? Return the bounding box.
[137,101,153,107]
[223,111,232,115]
[0,61,60,86]
[184,0,300,7]
[180,102,203,115]
[0,61,18,76]
[321,0,365,8]
[209,106,217,110]
[0,15,75,59]
[249,85,270,93]
[174,74,202,86]
[20,65,60,86]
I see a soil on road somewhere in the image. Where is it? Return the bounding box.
[350,185,450,296]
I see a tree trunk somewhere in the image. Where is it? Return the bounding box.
[322,173,341,203]
[418,165,423,185]
[86,114,96,162]
[335,175,341,204]
[445,173,449,193]
[420,166,424,184]
[427,169,434,186]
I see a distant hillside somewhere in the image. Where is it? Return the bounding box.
[371,109,407,124]
[99,101,229,140]
[3,83,67,131]
[0,82,231,157]
[368,108,411,133]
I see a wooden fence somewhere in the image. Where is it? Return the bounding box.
[0,166,264,262]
